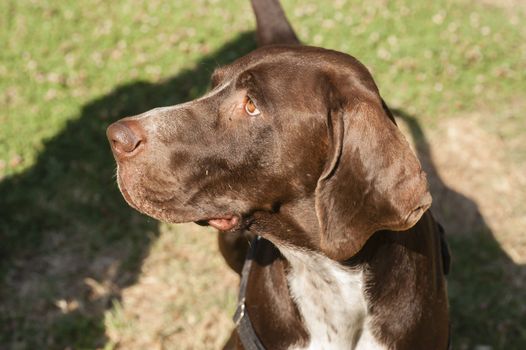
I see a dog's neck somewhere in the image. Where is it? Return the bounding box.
[244,211,448,349]
[273,243,385,350]
[245,197,389,349]
[247,196,387,349]
[278,196,321,248]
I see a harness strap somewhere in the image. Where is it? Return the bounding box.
[233,236,266,350]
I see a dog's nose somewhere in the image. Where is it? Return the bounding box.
[107,120,144,157]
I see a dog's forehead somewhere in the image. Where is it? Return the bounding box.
[213,46,327,80]
[213,45,375,93]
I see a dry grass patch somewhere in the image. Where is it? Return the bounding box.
[104,223,238,350]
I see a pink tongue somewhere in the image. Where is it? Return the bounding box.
[208,216,239,231]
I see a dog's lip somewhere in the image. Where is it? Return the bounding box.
[196,215,240,231]
[117,174,140,210]
[118,171,241,229]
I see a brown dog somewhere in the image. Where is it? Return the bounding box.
[107,0,450,349]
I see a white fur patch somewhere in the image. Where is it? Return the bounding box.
[276,245,386,350]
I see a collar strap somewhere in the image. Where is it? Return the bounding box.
[233,236,266,350]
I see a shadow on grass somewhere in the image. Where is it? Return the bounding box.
[394,109,526,350]
[0,32,256,349]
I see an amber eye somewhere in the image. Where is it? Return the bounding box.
[244,96,260,116]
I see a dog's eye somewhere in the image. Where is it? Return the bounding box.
[244,96,260,116]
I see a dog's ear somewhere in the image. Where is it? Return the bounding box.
[315,87,431,261]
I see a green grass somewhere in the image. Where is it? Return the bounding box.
[1,0,525,349]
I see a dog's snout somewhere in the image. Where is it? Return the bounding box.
[107,120,145,157]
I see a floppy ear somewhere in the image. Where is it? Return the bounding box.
[315,95,432,261]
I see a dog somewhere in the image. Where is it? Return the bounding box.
[107,0,450,348]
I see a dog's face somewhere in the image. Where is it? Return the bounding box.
[108,47,331,227]
[108,46,431,260]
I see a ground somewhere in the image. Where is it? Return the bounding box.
[0,0,525,349]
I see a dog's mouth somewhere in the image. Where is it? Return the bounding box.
[196,215,240,231]
[117,173,140,211]
[118,171,242,231]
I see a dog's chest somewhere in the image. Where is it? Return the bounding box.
[277,246,385,350]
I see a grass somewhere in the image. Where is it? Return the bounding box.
[0,0,525,349]
[448,232,526,349]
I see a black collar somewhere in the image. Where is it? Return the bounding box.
[233,235,266,350]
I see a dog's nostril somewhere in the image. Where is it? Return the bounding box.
[107,121,144,155]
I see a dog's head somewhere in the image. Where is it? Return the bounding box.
[107,46,431,260]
